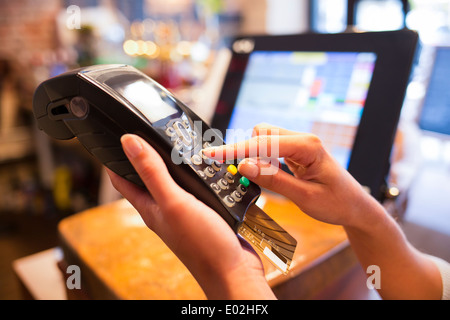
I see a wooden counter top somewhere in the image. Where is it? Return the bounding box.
[58,192,352,300]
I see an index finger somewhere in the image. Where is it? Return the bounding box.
[203,134,322,168]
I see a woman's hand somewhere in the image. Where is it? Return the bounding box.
[203,123,379,229]
[204,124,444,299]
[107,134,276,300]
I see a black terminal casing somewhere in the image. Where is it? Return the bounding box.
[33,64,261,232]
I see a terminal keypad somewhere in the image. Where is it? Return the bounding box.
[163,114,253,210]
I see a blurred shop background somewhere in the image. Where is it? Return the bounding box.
[0,0,450,299]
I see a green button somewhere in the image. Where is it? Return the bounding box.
[239,176,250,188]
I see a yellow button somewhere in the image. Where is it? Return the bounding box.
[227,165,238,176]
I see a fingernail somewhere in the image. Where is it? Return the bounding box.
[238,160,259,179]
[202,146,221,158]
[121,135,143,159]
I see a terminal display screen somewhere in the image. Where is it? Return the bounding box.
[419,47,450,136]
[226,51,377,168]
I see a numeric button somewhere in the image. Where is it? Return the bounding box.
[197,170,207,180]
[190,130,198,140]
[224,172,235,183]
[210,183,221,194]
[223,195,236,208]
[174,121,192,147]
[165,127,176,138]
[211,160,222,172]
[204,166,216,178]
[217,178,229,190]
[174,138,183,150]
[231,190,243,202]
[237,184,247,195]
[191,154,202,166]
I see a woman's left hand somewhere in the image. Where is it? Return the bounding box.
[107,134,275,300]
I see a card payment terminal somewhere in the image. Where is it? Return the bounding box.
[33,64,297,274]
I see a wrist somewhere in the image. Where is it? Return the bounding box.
[344,190,390,236]
[341,180,387,227]
[198,260,276,300]
[221,267,276,300]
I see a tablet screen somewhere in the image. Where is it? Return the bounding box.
[225,51,377,168]
[419,47,450,136]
